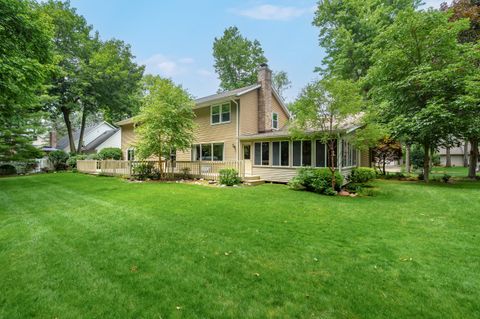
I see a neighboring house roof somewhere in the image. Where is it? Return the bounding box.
[83,129,119,151]
[57,121,116,150]
[194,84,261,107]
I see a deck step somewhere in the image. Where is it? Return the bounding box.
[245,179,265,186]
[243,175,261,181]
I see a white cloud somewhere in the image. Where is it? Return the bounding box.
[197,68,215,77]
[231,4,314,21]
[142,54,195,77]
[179,57,195,64]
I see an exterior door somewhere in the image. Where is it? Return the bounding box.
[243,143,252,176]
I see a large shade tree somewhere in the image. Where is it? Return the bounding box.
[212,26,268,91]
[0,0,53,161]
[40,0,143,154]
[367,9,469,182]
[313,0,419,83]
[135,76,195,179]
[289,78,363,190]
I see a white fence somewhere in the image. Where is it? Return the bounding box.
[76,160,245,181]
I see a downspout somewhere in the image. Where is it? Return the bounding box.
[231,99,240,161]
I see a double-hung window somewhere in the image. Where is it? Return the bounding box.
[272,141,289,166]
[272,112,279,130]
[127,148,135,161]
[192,143,224,161]
[254,142,270,166]
[211,103,231,124]
[293,140,312,167]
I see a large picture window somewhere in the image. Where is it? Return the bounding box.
[272,141,289,166]
[293,140,311,167]
[254,142,270,166]
[192,143,224,161]
[211,103,231,124]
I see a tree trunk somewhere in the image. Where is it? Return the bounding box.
[382,156,386,175]
[423,141,430,182]
[405,144,411,174]
[468,138,478,179]
[76,108,87,153]
[445,146,451,167]
[61,108,76,153]
[463,141,469,167]
[328,140,336,191]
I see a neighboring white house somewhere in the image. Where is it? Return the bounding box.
[57,121,120,154]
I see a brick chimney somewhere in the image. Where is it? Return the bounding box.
[257,63,272,132]
[49,131,57,148]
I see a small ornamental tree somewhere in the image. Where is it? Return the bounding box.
[290,78,363,191]
[372,137,402,175]
[134,75,195,179]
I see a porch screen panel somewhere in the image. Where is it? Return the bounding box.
[261,142,269,165]
[272,142,280,166]
[293,141,301,166]
[254,143,261,165]
[315,141,326,167]
[302,141,312,166]
[281,141,289,166]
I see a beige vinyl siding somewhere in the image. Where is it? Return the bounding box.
[271,94,289,129]
[251,166,353,183]
[239,90,259,135]
[177,101,238,161]
[359,149,371,167]
[120,124,136,158]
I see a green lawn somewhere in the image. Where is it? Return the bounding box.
[430,166,478,177]
[1,173,479,318]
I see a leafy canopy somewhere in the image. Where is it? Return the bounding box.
[135,75,196,167]
[0,0,54,161]
[213,26,267,91]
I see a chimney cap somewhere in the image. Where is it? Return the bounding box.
[259,63,268,68]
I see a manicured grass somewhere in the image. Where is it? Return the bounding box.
[1,173,479,318]
[430,166,478,177]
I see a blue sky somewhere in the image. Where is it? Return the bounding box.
[69,0,445,102]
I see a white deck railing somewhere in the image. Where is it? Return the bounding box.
[76,160,245,180]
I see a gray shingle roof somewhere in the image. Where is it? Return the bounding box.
[194,84,260,106]
[83,129,119,151]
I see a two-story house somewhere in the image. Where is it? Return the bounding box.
[117,64,369,183]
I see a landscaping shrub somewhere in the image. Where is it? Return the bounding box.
[0,164,16,176]
[87,153,99,160]
[66,155,87,169]
[97,147,122,160]
[180,167,191,179]
[48,150,69,171]
[290,168,343,195]
[219,168,241,186]
[442,174,451,183]
[348,167,376,184]
[133,163,155,180]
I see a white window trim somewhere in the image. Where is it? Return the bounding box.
[292,140,313,168]
[192,142,225,162]
[254,141,271,166]
[210,103,231,125]
[272,140,289,167]
[272,112,279,130]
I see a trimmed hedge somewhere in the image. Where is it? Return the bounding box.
[348,167,376,184]
[288,167,343,196]
[219,168,241,186]
[97,147,122,160]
